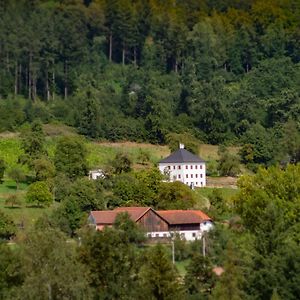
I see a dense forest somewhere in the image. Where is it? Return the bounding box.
[0,0,300,165]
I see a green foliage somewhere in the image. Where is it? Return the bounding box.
[0,242,23,298]
[54,136,88,180]
[138,244,184,300]
[19,227,91,299]
[19,120,46,166]
[0,210,17,240]
[185,253,215,298]
[111,152,132,174]
[114,212,146,244]
[33,157,55,181]
[157,181,196,210]
[26,181,52,207]
[79,227,140,299]
[217,146,240,177]
[7,167,26,190]
[166,133,200,154]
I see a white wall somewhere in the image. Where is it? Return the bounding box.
[159,162,206,187]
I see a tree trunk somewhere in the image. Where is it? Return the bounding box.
[246,63,249,73]
[133,47,137,66]
[109,31,113,62]
[14,62,18,95]
[28,52,32,100]
[174,58,178,73]
[45,63,50,101]
[64,60,68,100]
[19,64,22,93]
[52,70,55,101]
[122,45,125,65]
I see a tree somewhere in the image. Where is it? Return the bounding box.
[0,158,5,183]
[217,146,240,177]
[19,227,91,299]
[0,242,23,298]
[33,157,55,181]
[0,210,16,240]
[5,194,22,208]
[166,133,200,154]
[26,181,52,207]
[80,226,139,299]
[8,167,25,190]
[19,120,46,166]
[185,253,215,298]
[111,152,132,174]
[157,181,195,210]
[54,137,89,180]
[211,243,245,300]
[138,244,184,300]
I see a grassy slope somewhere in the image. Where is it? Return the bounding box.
[0,130,239,227]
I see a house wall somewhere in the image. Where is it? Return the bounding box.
[137,209,169,232]
[158,162,206,187]
[147,230,204,241]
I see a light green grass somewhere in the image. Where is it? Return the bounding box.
[0,137,23,167]
[193,187,239,209]
[175,259,190,277]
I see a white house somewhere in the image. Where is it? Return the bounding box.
[158,144,206,188]
[89,169,105,180]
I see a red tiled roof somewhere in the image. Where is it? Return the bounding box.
[90,207,212,226]
[157,210,211,225]
[90,207,151,225]
[114,207,151,221]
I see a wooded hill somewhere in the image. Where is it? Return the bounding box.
[0,0,300,166]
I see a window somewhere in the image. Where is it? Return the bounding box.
[196,182,198,185]
[173,165,176,169]
[147,234,152,238]
[155,234,159,237]
[192,233,196,237]
[178,165,181,170]
[168,166,171,169]
[195,174,198,178]
[190,165,193,169]
[191,174,193,178]
[173,175,176,180]
[186,174,188,178]
[186,165,188,169]
[195,165,198,169]
[178,174,181,179]
[163,233,167,237]
[201,182,203,186]
[200,174,203,178]
[186,182,189,185]
[200,165,202,169]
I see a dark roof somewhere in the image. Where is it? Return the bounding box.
[157,210,211,225]
[159,148,205,164]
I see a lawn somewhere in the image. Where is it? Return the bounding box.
[193,187,239,209]
[0,179,58,230]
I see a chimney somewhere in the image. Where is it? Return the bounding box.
[179,143,185,149]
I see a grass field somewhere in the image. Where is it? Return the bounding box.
[0,179,57,229]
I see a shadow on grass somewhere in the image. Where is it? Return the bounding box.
[4,206,22,209]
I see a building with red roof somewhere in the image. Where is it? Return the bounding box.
[88,207,213,241]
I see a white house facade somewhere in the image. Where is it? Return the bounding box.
[158,144,206,188]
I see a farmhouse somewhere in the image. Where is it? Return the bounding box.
[158,144,206,188]
[88,207,213,241]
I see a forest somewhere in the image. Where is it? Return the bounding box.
[0,0,300,167]
[1,0,300,299]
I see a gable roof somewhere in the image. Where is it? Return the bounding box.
[90,207,152,225]
[159,148,205,164]
[90,207,212,226]
[157,210,211,225]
